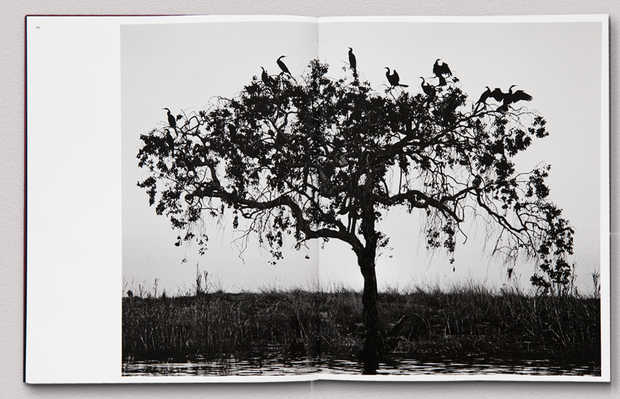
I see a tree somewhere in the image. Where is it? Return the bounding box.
[137,58,574,371]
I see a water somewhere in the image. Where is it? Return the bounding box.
[123,356,601,377]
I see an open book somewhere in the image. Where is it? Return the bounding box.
[26,15,609,383]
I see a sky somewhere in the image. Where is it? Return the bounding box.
[121,17,605,295]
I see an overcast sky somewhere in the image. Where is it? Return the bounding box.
[121,17,605,295]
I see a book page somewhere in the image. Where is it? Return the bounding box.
[26,15,320,383]
[315,15,609,381]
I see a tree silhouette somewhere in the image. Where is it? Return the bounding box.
[137,58,574,372]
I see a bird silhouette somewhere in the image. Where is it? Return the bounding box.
[420,77,435,97]
[164,129,175,153]
[476,86,492,105]
[261,66,275,86]
[497,85,533,112]
[348,47,357,74]
[163,108,176,129]
[433,59,452,86]
[474,87,507,112]
[473,86,493,112]
[277,55,292,76]
[385,67,408,87]
[490,87,505,102]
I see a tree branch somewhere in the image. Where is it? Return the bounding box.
[198,187,364,255]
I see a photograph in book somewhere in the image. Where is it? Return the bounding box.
[121,17,607,378]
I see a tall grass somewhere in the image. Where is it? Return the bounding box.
[123,285,600,365]
[379,285,600,361]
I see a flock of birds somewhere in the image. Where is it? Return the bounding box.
[163,48,533,129]
[475,85,533,112]
[262,48,533,113]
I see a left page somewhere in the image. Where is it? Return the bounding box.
[26,15,319,383]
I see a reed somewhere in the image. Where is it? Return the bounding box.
[122,284,600,365]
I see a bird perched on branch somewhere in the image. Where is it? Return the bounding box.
[385,67,408,87]
[490,87,506,102]
[433,59,452,86]
[163,108,176,129]
[261,66,275,86]
[496,85,533,112]
[474,86,499,111]
[348,47,357,75]
[476,86,493,106]
[277,55,292,76]
[474,86,511,112]
[420,77,435,98]
[163,129,175,153]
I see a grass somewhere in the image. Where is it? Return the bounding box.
[122,284,600,367]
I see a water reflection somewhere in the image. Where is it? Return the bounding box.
[123,356,601,377]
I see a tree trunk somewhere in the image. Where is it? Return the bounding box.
[358,250,384,374]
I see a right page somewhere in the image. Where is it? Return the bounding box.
[315,16,609,380]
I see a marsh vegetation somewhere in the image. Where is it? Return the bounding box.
[122,283,600,376]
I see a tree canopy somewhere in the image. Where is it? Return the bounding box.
[137,59,574,294]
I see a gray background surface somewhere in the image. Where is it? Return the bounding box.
[1,1,617,397]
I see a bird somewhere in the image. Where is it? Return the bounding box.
[385,67,408,87]
[277,55,292,76]
[348,47,357,74]
[474,87,507,112]
[163,108,176,129]
[473,86,494,112]
[261,66,275,86]
[476,86,492,105]
[497,85,533,112]
[489,87,505,102]
[420,77,435,97]
[164,129,175,152]
[433,59,452,86]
